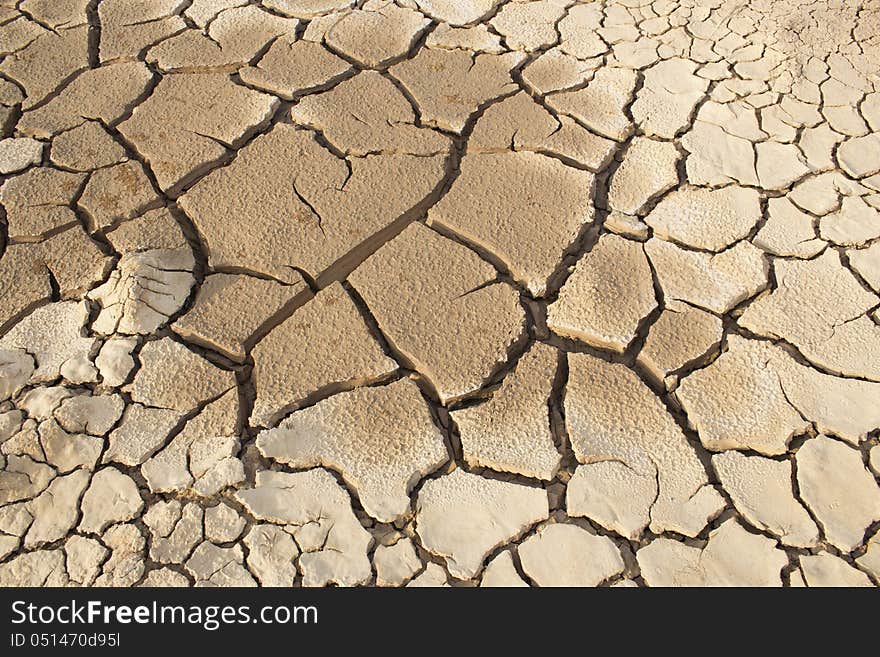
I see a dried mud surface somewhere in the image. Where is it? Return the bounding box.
[1,0,879,587]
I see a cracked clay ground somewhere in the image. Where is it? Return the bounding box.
[0,0,879,589]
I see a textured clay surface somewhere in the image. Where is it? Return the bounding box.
[0,0,879,588]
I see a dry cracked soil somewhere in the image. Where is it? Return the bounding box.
[0,0,879,588]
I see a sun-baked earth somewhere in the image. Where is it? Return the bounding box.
[1,0,879,588]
